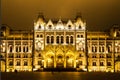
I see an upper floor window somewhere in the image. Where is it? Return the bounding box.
[107,62,111,66]
[68,25,71,29]
[70,36,73,44]
[39,25,41,29]
[38,61,42,65]
[9,46,12,52]
[8,54,14,58]
[23,54,28,58]
[9,61,13,66]
[37,34,39,38]
[24,61,28,66]
[48,25,52,29]
[40,34,43,38]
[16,54,20,58]
[108,46,111,53]
[51,36,54,44]
[100,62,104,66]
[56,36,59,44]
[66,36,69,44]
[81,35,83,38]
[23,46,25,52]
[47,36,49,44]
[102,46,104,52]
[61,36,64,44]
[79,25,81,29]
[16,61,20,66]
[26,46,29,52]
[92,62,96,66]
[77,35,80,38]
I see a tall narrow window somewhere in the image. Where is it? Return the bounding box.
[56,36,59,44]
[24,61,28,66]
[47,36,49,43]
[38,61,42,65]
[51,36,54,44]
[92,46,94,52]
[100,62,104,66]
[23,46,26,52]
[16,46,18,52]
[10,46,12,52]
[93,62,96,66]
[16,61,20,66]
[79,61,82,65]
[70,36,73,44]
[9,61,13,66]
[19,46,21,52]
[99,46,101,52]
[108,46,111,53]
[107,62,111,66]
[95,46,97,52]
[66,36,69,44]
[26,46,28,52]
[61,36,64,44]
[39,25,41,29]
[102,46,104,52]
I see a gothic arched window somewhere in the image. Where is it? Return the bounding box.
[47,36,49,44]
[70,36,73,44]
[56,36,59,44]
[66,36,69,44]
[51,36,54,44]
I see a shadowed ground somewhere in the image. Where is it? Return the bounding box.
[1,72,120,80]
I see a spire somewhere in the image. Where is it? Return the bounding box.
[37,12,44,20]
[75,12,82,20]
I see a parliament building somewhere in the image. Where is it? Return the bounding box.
[0,14,120,72]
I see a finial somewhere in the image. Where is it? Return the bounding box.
[76,12,82,19]
[37,12,44,20]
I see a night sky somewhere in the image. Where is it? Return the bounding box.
[1,0,120,31]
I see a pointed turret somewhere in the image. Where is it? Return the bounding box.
[34,12,45,30]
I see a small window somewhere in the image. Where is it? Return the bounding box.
[16,54,20,58]
[79,25,81,29]
[16,61,20,66]
[9,61,13,66]
[40,35,43,38]
[37,34,39,38]
[24,61,28,66]
[49,25,52,29]
[107,62,111,66]
[38,54,41,57]
[79,61,82,65]
[68,25,71,29]
[81,35,83,38]
[100,62,104,66]
[93,62,96,66]
[39,25,41,29]
[38,61,42,65]
[77,35,80,38]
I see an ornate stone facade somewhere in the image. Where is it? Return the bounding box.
[0,14,120,72]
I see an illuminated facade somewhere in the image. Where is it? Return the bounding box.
[0,14,120,72]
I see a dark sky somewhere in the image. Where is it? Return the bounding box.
[1,0,120,31]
